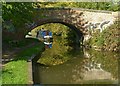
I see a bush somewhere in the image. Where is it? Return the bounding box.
[89,21,120,52]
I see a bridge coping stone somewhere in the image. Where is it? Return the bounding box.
[35,7,119,13]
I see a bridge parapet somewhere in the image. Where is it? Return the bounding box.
[27,7,118,38]
[33,7,88,34]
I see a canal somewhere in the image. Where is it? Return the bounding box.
[32,35,119,84]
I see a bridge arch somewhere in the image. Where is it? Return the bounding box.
[28,18,84,43]
[30,18,84,63]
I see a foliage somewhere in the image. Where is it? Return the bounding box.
[2,2,36,46]
[32,23,79,66]
[88,21,120,52]
[32,23,77,47]
[2,43,44,84]
[2,60,28,84]
[2,38,37,49]
[35,2,119,11]
[2,2,34,28]
[16,42,44,60]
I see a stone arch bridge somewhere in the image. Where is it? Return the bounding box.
[26,7,117,43]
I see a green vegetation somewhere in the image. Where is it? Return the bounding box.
[2,2,34,28]
[2,2,119,84]
[87,21,120,52]
[32,23,79,66]
[38,36,73,66]
[15,42,44,60]
[81,79,117,84]
[3,39,36,49]
[35,2,119,11]
[2,42,44,84]
[2,60,28,84]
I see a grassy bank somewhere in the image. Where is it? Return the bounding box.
[87,21,120,52]
[2,60,28,84]
[2,42,44,84]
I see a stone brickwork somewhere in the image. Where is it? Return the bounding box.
[26,7,118,40]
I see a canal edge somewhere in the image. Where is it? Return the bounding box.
[28,61,33,85]
[27,54,36,86]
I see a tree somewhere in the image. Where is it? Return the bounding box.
[2,2,34,29]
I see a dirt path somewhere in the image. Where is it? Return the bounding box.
[2,42,39,60]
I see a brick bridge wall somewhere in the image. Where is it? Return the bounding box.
[30,8,87,37]
[27,7,118,40]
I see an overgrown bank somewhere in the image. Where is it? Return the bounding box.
[85,21,120,52]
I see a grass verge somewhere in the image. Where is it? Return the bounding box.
[2,42,44,84]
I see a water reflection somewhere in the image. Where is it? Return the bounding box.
[37,35,80,66]
[33,46,119,84]
[44,38,53,49]
[44,42,52,48]
[32,29,119,84]
[71,58,117,84]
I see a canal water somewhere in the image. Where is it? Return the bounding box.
[32,35,119,84]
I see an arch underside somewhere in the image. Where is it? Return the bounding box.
[30,18,83,40]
